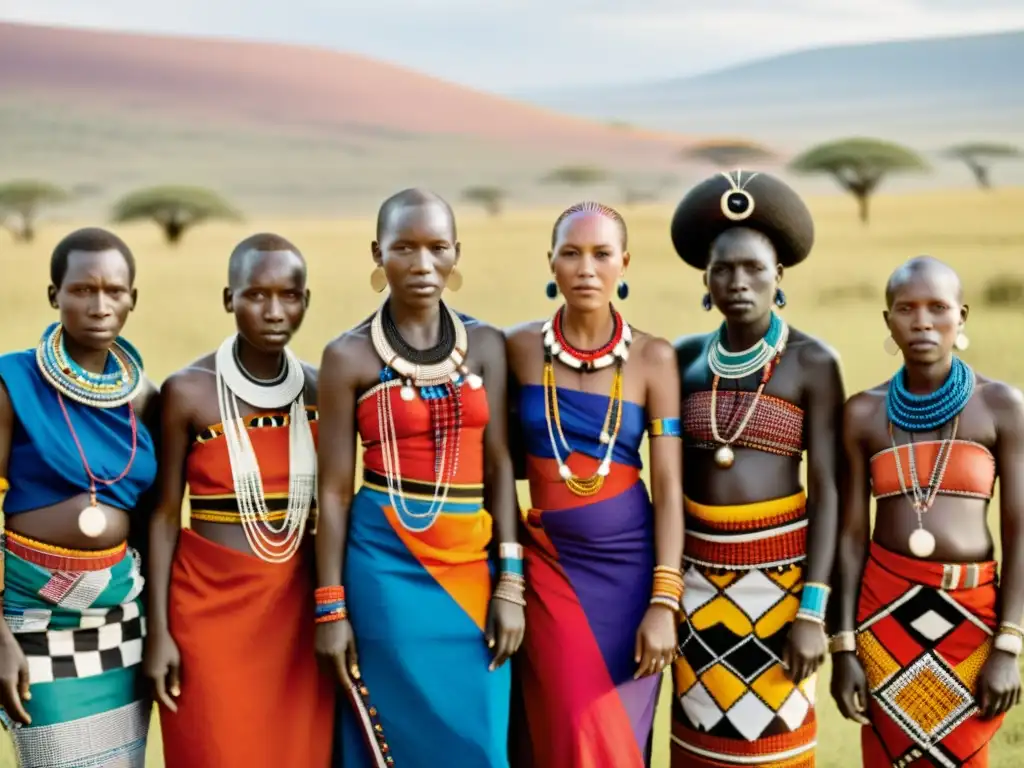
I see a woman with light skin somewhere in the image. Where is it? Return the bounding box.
[507,200,684,767]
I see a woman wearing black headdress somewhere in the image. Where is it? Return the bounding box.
[668,171,845,768]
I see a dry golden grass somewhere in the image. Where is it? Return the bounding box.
[0,187,1023,766]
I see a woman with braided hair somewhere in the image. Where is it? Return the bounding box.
[669,172,844,768]
[506,201,684,767]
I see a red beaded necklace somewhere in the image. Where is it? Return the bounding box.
[58,393,139,510]
[551,306,624,365]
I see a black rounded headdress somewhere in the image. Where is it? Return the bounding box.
[670,170,814,270]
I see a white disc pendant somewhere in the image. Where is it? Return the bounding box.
[400,385,416,402]
[78,505,107,538]
[466,373,483,390]
[908,528,936,558]
[714,445,735,469]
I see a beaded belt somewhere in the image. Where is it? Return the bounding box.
[683,493,807,570]
[188,495,302,524]
[361,469,484,503]
[3,530,127,572]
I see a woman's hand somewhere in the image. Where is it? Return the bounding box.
[634,603,678,679]
[143,630,181,713]
[0,632,30,725]
[486,597,525,672]
[316,619,359,687]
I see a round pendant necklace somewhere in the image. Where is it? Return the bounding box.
[57,393,139,538]
[890,416,959,559]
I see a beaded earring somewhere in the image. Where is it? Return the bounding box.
[955,331,970,351]
[545,280,558,299]
[617,281,629,300]
[883,336,900,356]
[702,293,713,312]
[774,288,787,308]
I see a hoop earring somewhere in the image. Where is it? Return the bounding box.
[545,281,558,299]
[883,336,900,356]
[370,266,388,293]
[955,331,970,351]
[447,267,463,293]
[774,288,787,308]
[617,281,629,300]
[702,293,713,312]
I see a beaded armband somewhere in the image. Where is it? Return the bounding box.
[1,479,8,594]
[315,586,347,624]
[995,621,1024,657]
[649,418,682,438]
[829,630,856,655]
[494,542,526,607]
[796,582,830,625]
[650,565,684,611]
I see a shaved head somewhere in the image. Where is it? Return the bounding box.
[376,188,456,242]
[228,233,305,288]
[885,256,963,308]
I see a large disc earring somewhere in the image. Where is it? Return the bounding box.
[774,288,787,308]
[617,280,629,300]
[883,336,900,356]
[545,281,558,299]
[447,267,463,293]
[955,331,970,351]
[702,293,713,312]
[370,266,388,293]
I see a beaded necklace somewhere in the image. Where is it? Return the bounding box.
[706,318,789,469]
[36,322,144,408]
[886,355,975,559]
[708,312,786,380]
[370,301,477,532]
[541,306,631,495]
[886,356,975,433]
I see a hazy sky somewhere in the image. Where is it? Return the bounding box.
[3,0,1023,92]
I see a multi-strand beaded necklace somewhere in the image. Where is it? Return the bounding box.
[542,306,632,496]
[36,322,145,537]
[886,355,975,558]
[370,300,479,532]
[706,312,789,468]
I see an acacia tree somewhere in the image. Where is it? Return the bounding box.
[680,139,776,169]
[0,180,70,242]
[789,138,928,225]
[944,142,1022,189]
[462,186,506,217]
[541,165,608,191]
[618,173,677,207]
[111,186,241,244]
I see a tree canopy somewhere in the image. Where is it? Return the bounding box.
[462,185,507,216]
[0,180,70,242]
[681,139,776,168]
[540,165,608,187]
[111,186,241,244]
[943,142,1022,189]
[789,138,928,224]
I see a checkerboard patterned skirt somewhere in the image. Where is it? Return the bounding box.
[856,542,1003,768]
[671,492,817,767]
[0,531,149,767]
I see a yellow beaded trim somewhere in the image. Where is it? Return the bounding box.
[4,529,126,558]
[190,509,290,524]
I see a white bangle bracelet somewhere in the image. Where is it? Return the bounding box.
[994,632,1023,657]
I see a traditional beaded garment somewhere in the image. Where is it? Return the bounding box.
[684,391,803,457]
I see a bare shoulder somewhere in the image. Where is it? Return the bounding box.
[844,386,887,434]
[504,320,544,354]
[322,321,374,368]
[465,317,504,347]
[673,332,710,364]
[131,375,161,414]
[631,330,675,368]
[977,375,1024,419]
[789,327,842,373]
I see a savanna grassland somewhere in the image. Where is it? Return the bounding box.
[0,187,1023,767]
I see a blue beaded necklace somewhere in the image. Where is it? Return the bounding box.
[886,355,975,433]
[35,322,144,409]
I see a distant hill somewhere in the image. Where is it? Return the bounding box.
[0,22,692,216]
[520,31,1024,189]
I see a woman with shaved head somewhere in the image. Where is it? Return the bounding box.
[144,233,334,767]
[315,189,523,767]
[669,171,844,768]
[0,228,159,766]
[832,256,1024,767]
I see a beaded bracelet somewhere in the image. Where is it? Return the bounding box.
[649,418,682,438]
[315,585,348,624]
[650,565,684,610]
[796,582,830,624]
[499,542,525,577]
[995,622,1024,656]
[493,571,527,607]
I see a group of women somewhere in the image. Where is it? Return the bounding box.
[0,170,1018,768]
